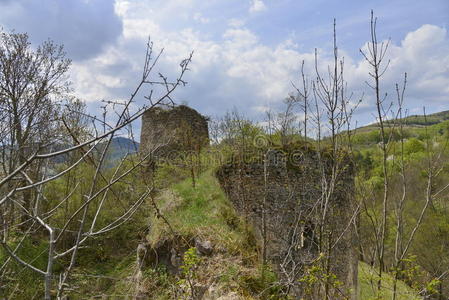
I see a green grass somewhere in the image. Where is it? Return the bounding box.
[148,169,255,256]
[0,238,49,299]
[91,171,424,299]
[150,169,423,299]
[3,166,422,298]
[359,262,421,300]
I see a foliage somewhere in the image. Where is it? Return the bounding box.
[178,247,202,298]
[0,237,51,299]
[354,112,449,297]
[359,262,421,300]
[298,253,345,299]
[148,169,256,255]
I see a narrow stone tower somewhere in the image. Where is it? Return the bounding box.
[140,105,209,160]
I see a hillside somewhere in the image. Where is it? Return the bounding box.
[104,111,449,162]
[90,111,449,164]
[57,170,422,299]
[0,160,423,299]
[104,136,140,162]
[5,108,449,298]
[350,111,449,148]
[355,110,449,132]
[358,110,449,130]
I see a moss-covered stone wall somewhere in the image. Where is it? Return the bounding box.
[216,147,358,299]
[140,105,209,159]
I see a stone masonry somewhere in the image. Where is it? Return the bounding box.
[216,147,358,299]
[139,105,209,160]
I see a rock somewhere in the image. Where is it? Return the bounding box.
[140,105,209,162]
[143,237,185,274]
[136,243,148,271]
[195,238,213,256]
[216,293,241,300]
[203,283,242,300]
[170,247,183,271]
[216,147,358,298]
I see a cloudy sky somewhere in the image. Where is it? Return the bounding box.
[1,0,448,131]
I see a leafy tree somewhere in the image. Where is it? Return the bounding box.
[0,30,72,222]
[0,30,71,171]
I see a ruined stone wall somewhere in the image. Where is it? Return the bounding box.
[139,105,209,158]
[216,148,358,299]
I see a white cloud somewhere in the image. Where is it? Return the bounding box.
[0,0,122,60]
[66,0,449,124]
[228,18,245,28]
[254,105,271,113]
[193,12,210,24]
[249,0,267,13]
[348,24,449,110]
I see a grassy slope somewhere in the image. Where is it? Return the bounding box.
[148,170,253,254]
[2,169,420,298]
[144,170,274,299]
[143,170,421,299]
[359,262,421,300]
[91,170,269,299]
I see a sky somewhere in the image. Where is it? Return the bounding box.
[0,0,448,134]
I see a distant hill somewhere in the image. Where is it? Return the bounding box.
[359,110,449,131]
[398,110,449,126]
[48,137,139,166]
[103,137,139,162]
[351,110,449,147]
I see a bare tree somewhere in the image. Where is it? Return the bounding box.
[289,19,360,300]
[0,32,193,299]
[292,60,310,141]
[254,19,361,299]
[359,11,392,291]
[358,11,449,299]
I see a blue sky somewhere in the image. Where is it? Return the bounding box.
[0,0,448,133]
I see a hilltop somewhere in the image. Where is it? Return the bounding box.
[348,110,449,148]
[355,109,449,132]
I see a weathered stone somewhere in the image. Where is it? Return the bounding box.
[216,147,358,299]
[170,247,183,271]
[195,238,213,256]
[136,243,148,271]
[140,105,209,161]
[141,237,189,274]
[203,283,242,300]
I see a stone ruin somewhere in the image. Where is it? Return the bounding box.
[216,147,358,299]
[139,105,209,163]
[139,105,357,298]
